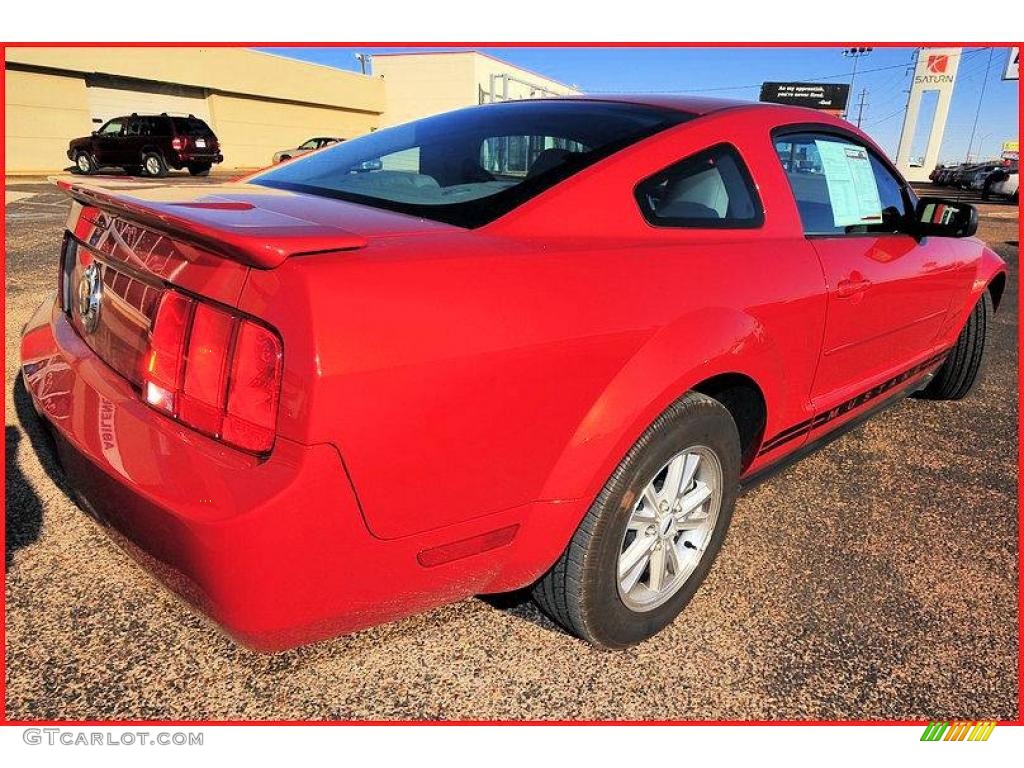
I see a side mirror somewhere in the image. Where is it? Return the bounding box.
[91,131,98,136]
[913,197,978,238]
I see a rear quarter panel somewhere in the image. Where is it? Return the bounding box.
[240,107,829,542]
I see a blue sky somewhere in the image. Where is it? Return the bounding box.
[258,46,1018,165]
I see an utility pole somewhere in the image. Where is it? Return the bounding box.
[854,88,868,127]
[842,46,873,119]
[354,53,370,75]
[964,47,994,164]
[893,49,919,166]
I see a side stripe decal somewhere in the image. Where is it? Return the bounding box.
[758,350,949,457]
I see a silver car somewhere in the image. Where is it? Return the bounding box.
[272,137,343,164]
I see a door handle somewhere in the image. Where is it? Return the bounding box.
[836,275,872,298]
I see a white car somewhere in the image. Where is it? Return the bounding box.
[272,137,343,164]
[985,170,1018,202]
[967,164,1003,191]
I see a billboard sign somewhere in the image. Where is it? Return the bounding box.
[1002,140,1019,161]
[1004,47,1019,80]
[759,82,851,111]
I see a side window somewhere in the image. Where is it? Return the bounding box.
[635,143,763,228]
[774,132,910,235]
[869,153,913,226]
[98,119,124,136]
[125,118,142,137]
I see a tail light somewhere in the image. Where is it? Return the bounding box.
[171,136,186,151]
[142,290,283,453]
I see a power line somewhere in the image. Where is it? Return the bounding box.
[585,46,989,95]
[864,104,908,128]
[963,47,995,162]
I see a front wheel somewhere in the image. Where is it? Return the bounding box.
[532,392,741,648]
[917,291,992,401]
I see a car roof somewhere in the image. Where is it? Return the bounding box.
[536,94,862,128]
[561,94,754,114]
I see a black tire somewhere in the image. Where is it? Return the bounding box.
[74,152,96,175]
[142,152,168,178]
[188,162,212,177]
[278,155,291,163]
[918,291,992,401]
[532,392,741,649]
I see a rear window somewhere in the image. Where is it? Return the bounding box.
[251,100,693,228]
[172,117,212,135]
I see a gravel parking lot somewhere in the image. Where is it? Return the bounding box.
[5,176,1019,721]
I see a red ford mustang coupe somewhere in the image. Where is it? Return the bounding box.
[21,96,1006,651]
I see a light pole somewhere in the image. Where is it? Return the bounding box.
[842,47,873,119]
[354,53,370,75]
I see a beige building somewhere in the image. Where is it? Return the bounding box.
[371,51,581,127]
[4,48,578,175]
[5,48,385,174]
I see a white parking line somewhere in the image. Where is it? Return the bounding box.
[5,191,35,205]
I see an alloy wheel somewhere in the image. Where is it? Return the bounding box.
[617,446,722,612]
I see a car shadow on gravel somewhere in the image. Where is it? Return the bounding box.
[6,377,70,567]
[5,426,43,568]
[479,588,570,637]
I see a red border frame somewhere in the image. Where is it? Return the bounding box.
[1,40,1021,727]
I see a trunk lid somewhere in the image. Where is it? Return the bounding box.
[57,178,455,390]
[60,179,454,268]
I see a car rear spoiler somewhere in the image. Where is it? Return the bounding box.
[55,179,367,269]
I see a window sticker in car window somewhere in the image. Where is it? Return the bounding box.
[814,140,883,228]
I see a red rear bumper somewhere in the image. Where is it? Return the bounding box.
[19,297,564,650]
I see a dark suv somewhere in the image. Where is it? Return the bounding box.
[68,113,223,177]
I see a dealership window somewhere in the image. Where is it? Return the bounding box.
[634,144,763,228]
[480,136,589,178]
[773,132,913,235]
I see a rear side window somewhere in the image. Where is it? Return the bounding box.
[635,144,763,228]
[172,116,211,135]
[773,132,912,235]
[146,116,172,136]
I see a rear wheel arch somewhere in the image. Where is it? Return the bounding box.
[538,309,782,506]
[692,372,767,471]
